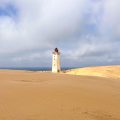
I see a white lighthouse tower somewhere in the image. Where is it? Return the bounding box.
[52,48,61,73]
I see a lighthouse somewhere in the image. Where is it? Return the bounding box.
[52,48,61,73]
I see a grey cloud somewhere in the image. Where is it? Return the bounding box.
[0,0,120,67]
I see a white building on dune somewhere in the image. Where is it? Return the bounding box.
[52,48,61,73]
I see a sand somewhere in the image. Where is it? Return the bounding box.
[66,66,120,79]
[0,70,120,120]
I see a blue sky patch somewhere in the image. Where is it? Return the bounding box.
[0,3,18,19]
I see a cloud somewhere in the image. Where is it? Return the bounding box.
[0,0,120,67]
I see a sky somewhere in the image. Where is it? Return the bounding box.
[0,0,120,68]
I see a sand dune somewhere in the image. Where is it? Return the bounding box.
[66,66,120,79]
[0,70,120,120]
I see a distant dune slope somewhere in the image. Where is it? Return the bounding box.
[66,66,120,79]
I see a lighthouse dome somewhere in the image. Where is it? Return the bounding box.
[55,48,59,53]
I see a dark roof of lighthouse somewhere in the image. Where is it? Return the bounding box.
[55,48,59,53]
[53,48,60,55]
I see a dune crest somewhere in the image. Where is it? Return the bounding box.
[66,66,120,79]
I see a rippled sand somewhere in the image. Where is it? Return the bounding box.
[0,70,120,120]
